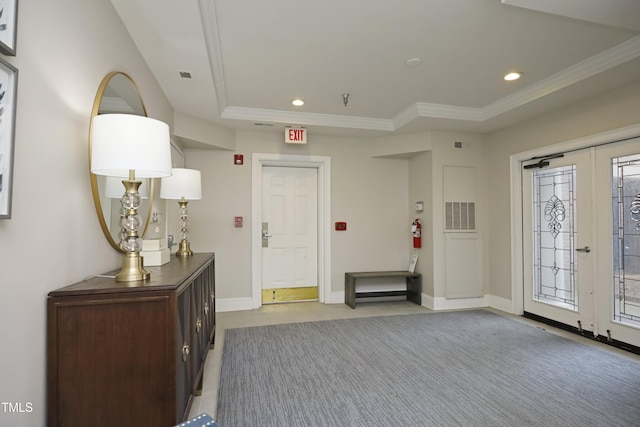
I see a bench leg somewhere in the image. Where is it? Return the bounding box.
[406,276,422,306]
[345,275,356,309]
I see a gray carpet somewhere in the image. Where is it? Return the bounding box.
[216,310,640,426]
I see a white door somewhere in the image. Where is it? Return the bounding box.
[261,166,318,303]
[594,138,640,348]
[522,148,595,333]
[523,138,640,348]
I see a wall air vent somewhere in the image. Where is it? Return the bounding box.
[445,201,476,231]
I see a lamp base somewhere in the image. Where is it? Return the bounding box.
[115,252,151,282]
[176,239,193,257]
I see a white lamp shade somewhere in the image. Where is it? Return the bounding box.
[91,114,172,178]
[160,168,202,200]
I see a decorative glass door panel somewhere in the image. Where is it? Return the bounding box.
[595,139,640,347]
[612,154,640,327]
[532,165,577,310]
[523,149,594,331]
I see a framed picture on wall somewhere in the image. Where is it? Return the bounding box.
[0,57,17,219]
[0,0,17,56]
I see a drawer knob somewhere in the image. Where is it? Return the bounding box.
[182,344,190,362]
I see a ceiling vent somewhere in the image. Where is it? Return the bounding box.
[179,71,192,79]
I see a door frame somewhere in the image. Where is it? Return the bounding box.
[251,153,332,309]
[510,124,640,315]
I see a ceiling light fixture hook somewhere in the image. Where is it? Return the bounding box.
[342,93,349,107]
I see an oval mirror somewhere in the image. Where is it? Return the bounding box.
[89,72,155,252]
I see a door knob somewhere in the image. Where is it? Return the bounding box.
[262,229,272,240]
[576,246,591,253]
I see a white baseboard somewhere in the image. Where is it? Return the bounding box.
[217,294,345,312]
[421,294,435,309]
[217,293,516,314]
[424,295,489,311]
[421,293,514,313]
[486,294,516,314]
[328,291,345,304]
[216,297,254,312]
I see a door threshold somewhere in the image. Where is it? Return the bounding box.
[262,286,318,304]
[524,311,640,355]
[262,299,319,305]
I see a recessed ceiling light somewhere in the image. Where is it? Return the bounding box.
[504,72,522,81]
[292,99,304,106]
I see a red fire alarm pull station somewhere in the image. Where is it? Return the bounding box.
[234,216,243,227]
[335,222,347,231]
[234,154,244,165]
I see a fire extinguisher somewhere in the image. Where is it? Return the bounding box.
[412,218,422,249]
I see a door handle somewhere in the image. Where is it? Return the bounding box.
[262,222,271,248]
[576,246,591,253]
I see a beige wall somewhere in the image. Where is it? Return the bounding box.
[183,131,411,304]
[0,0,173,425]
[487,80,640,302]
[408,150,433,294]
[182,128,494,310]
[429,132,490,303]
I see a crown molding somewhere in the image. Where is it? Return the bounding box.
[416,103,483,122]
[221,107,395,131]
[481,35,640,120]
[199,0,227,114]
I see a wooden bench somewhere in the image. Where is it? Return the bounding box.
[344,271,422,309]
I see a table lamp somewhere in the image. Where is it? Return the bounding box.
[160,168,202,256]
[91,113,172,282]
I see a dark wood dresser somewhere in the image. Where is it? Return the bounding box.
[47,253,215,427]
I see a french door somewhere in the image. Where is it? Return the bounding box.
[523,138,640,348]
[523,148,595,333]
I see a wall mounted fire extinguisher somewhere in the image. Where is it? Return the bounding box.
[412,218,421,249]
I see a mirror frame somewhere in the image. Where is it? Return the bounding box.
[89,71,155,252]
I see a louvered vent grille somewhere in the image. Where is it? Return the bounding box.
[445,202,476,231]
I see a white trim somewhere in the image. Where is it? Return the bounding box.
[223,107,394,131]
[483,36,640,119]
[510,123,640,316]
[197,0,227,113]
[432,296,488,311]
[215,297,254,313]
[216,293,512,313]
[422,295,489,311]
[423,294,510,311]
[487,295,516,314]
[421,294,435,309]
[328,291,345,304]
[252,153,332,309]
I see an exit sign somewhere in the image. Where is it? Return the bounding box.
[285,127,307,144]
